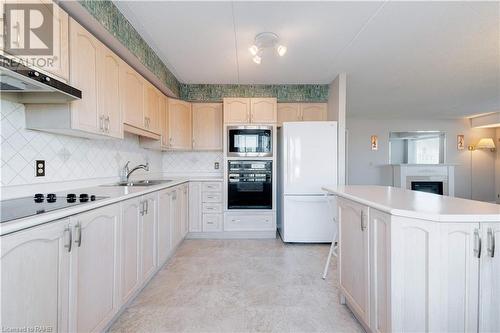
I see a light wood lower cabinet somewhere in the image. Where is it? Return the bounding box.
[157,189,174,265]
[479,223,500,332]
[120,198,142,305]
[141,193,157,282]
[1,218,71,332]
[192,103,223,150]
[338,198,370,325]
[188,181,223,233]
[69,204,120,333]
[338,197,500,333]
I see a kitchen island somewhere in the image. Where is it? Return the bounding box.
[322,185,500,333]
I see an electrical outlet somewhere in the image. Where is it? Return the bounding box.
[35,160,45,177]
[214,162,220,170]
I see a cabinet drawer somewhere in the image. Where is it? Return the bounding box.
[202,192,222,203]
[202,214,222,232]
[224,213,275,231]
[202,203,222,213]
[202,182,222,192]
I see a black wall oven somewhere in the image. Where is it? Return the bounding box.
[227,160,272,209]
[227,126,272,157]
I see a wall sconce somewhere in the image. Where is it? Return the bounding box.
[468,137,496,152]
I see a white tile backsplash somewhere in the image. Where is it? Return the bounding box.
[162,151,223,175]
[1,99,223,198]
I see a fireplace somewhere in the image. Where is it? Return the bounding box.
[411,181,444,195]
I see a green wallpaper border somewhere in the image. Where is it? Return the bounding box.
[78,0,181,96]
[179,84,329,103]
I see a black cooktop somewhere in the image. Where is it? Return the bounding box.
[1,193,107,223]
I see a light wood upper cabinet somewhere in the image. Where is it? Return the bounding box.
[144,82,161,135]
[278,103,327,125]
[121,62,145,130]
[168,99,192,150]
[278,103,301,124]
[69,18,99,134]
[98,44,123,139]
[223,98,250,123]
[251,98,277,123]
[192,103,223,150]
[301,103,327,121]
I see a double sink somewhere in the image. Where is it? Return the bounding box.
[106,179,173,187]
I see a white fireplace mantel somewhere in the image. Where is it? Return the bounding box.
[392,164,455,196]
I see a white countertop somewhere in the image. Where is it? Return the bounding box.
[322,185,500,222]
[1,177,223,236]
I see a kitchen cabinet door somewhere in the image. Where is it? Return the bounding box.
[223,98,250,123]
[479,223,500,332]
[98,43,123,139]
[69,18,100,134]
[141,194,157,282]
[160,95,169,148]
[439,223,480,333]
[69,204,119,333]
[1,219,71,332]
[171,188,182,248]
[251,98,277,123]
[192,103,223,150]
[181,184,189,237]
[158,189,173,266]
[121,62,145,129]
[301,103,327,121]
[369,209,391,333]
[390,216,441,332]
[277,103,301,125]
[168,99,192,150]
[338,198,370,325]
[188,182,202,232]
[120,198,142,305]
[144,82,162,135]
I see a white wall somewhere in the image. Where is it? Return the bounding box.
[347,116,497,202]
[327,73,347,184]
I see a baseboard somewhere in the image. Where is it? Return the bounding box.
[186,230,277,239]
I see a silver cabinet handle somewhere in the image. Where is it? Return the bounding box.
[474,229,482,258]
[360,210,366,231]
[99,115,104,131]
[145,200,149,215]
[487,228,495,258]
[64,227,72,252]
[140,201,144,216]
[105,116,110,132]
[74,223,82,247]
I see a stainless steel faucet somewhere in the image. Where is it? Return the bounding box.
[123,161,149,182]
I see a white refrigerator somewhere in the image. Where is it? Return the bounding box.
[277,122,337,243]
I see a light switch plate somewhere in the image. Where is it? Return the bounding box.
[214,162,220,170]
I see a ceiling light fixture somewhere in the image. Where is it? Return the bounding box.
[249,32,287,64]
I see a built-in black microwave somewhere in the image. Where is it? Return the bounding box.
[227,125,272,157]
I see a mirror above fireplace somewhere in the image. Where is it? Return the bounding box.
[389,131,446,164]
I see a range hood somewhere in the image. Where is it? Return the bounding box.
[0,55,81,103]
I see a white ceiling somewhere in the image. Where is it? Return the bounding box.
[114,1,499,118]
